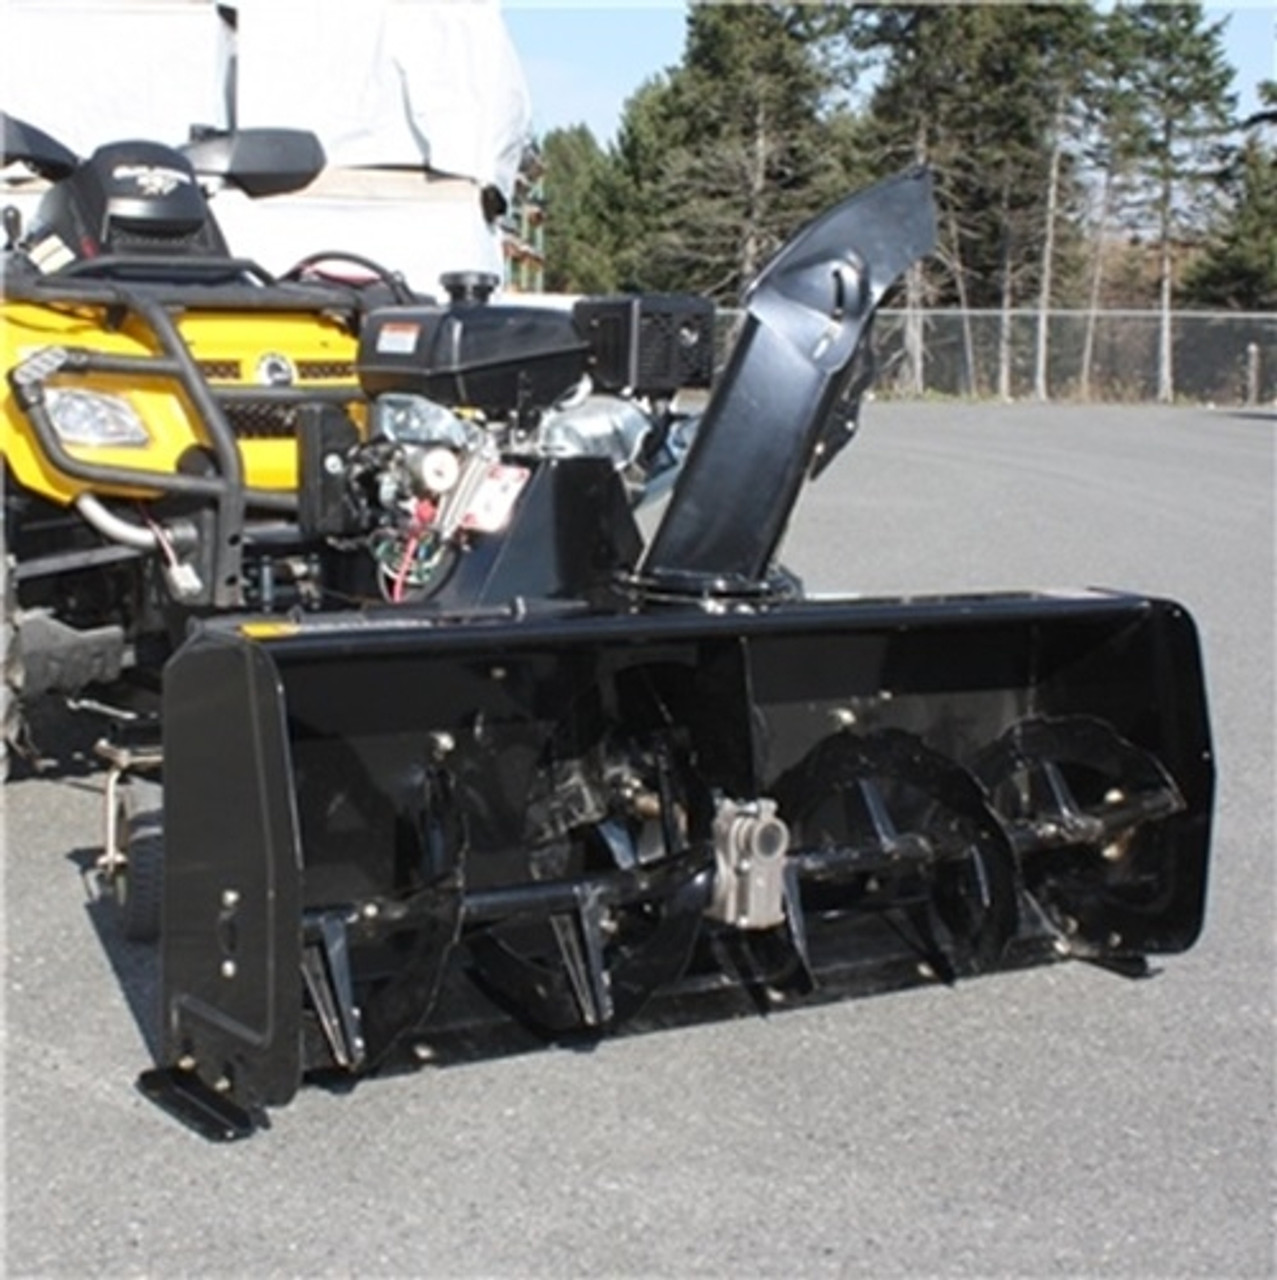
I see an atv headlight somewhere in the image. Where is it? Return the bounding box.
[45,389,150,448]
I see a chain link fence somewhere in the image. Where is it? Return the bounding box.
[714,308,1277,404]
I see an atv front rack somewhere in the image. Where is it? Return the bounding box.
[5,272,366,607]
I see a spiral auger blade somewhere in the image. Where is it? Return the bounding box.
[464,849,716,1036]
[449,723,715,1036]
[773,728,1020,985]
[970,716,1192,963]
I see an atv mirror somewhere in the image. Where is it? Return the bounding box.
[181,128,326,198]
[1,115,79,181]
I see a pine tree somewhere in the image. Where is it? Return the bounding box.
[607,72,696,292]
[1180,83,1277,310]
[1110,2,1237,400]
[609,4,865,300]
[854,6,995,392]
[540,125,619,294]
[1078,9,1149,398]
[856,5,1094,398]
[1024,6,1098,400]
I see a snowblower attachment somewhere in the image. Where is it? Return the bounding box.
[140,170,1213,1139]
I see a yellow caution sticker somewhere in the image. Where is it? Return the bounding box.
[238,620,300,640]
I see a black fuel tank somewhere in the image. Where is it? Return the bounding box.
[357,303,589,415]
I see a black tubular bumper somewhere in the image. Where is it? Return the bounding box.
[5,272,363,607]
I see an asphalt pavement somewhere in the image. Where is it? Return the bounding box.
[4,401,1273,1278]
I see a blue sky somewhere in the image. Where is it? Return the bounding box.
[503,2,1275,145]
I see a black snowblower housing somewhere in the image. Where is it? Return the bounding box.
[141,169,1214,1139]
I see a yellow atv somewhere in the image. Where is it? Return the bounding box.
[2,116,709,766]
[1,116,417,754]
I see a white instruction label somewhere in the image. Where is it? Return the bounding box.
[461,464,530,533]
[376,321,420,355]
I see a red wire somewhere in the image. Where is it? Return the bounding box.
[390,500,437,602]
[391,532,421,603]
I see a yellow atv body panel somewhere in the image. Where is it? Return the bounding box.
[2,298,360,504]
